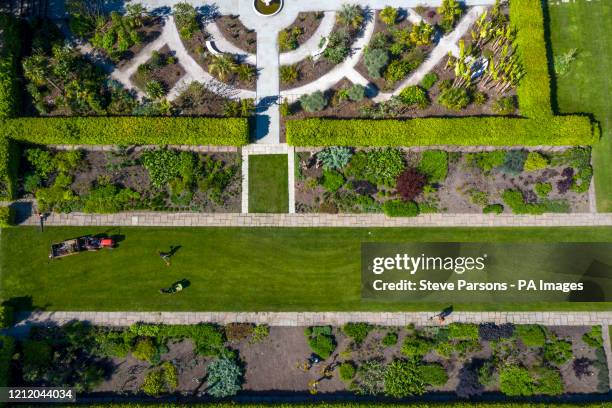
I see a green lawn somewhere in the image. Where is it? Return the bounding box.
[248,154,288,213]
[1,226,612,312]
[548,0,612,211]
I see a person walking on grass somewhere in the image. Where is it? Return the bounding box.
[158,250,171,266]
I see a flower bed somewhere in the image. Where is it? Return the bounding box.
[215,15,257,54]
[130,45,185,98]
[8,322,608,398]
[295,147,592,215]
[18,146,241,213]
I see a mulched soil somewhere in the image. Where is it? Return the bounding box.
[115,17,165,69]
[215,15,257,54]
[295,148,590,214]
[172,83,231,116]
[129,45,186,96]
[281,12,325,51]
[90,325,606,396]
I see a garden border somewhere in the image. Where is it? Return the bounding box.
[285,0,597,147]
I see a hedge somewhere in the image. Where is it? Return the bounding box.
[510,0,552,118]
[0,14,20,119]
[0,335,14,388]
[0,116,250,146]
[0,137,18,200]
[0,306,13,328]
[45,403,612,407]
[286,116,596,147]
[0,205,14,227]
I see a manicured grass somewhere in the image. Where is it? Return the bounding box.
[548,0,612,211]
[248,154,288,213]
[1,226,611,312]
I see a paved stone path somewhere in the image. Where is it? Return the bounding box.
[12,208,612,227]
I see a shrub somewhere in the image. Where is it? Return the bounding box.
[0,15,20,118]
[174,2,199,39]
[501,150,528,175]
[162,361,178,389]
[339,362,356,381]
[419,363,448,386]
[206,357,243,397]
[515,324,546,347]
[396,168,426,201]
[347,84,366,101]
[492,96,517,115]
[401,336,433,357]
[501,190,566,215]
[305,326,336,359]
[322,170,345,192]
[380,6,398,25]
[524,152,549,172]
[420,72,438,90]
[398,86,428,108]
[279,26,302,52]
[582,326,603,349]
[483,204,503,214]
[500,366,534,396]
[473,91,487,106]
[418,150,448,183]
[82,184,140,213]
[0,336,15,388]
[141,369,165,396]
[382,331,398,346]
[249,325,270,344]
[533,366,564,395]
[363,148,406,186]
[300,91,327,112]
[543,339,573,365]
[338,4,364,30]
[384,358,425,397]
[383,200,419,217]
[354,360,386,395]
[280,65,299,83]
[364,48,389,79]
[448,323,478,341]
[438,0,462,33]
[285,116,597,147]
[438,86,469,110]
[0,206,14,228]
[318,146,352,170]
[323,29,351,63]
[384,59,419,82]
[132,338,157,362]
[535,182,552,197]
[466,151,506,173]
[342,323,372,345]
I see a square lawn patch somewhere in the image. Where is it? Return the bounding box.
[248,154,288,213]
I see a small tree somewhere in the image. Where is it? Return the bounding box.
[173,2,199,39]
[208,54,237,81]
[338,4,364,30]
[145,80,166,100]
[364,48,389,79]
[347,84,366,101]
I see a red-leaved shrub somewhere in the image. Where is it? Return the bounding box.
[396,168,426,201]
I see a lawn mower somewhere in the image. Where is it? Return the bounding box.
[49,236,115,259]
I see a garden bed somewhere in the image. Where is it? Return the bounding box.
[295,147,591,215]
[18,146,241,213]
[114,18,165,69]
[279,12,325,53]
[10,322,609,399]
[130,45,186,97]
[215,15,257,54]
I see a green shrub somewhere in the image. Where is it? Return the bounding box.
[0,205,14,228]
[384,59,420,82]
[347,84,366,101]
[401,336,433,357]
[322,170,345,192]
[363,148,405,186]
[492,96,517,115]
[0,14,21,118]
[500,150,527,175]
[82,184,140,213]
[318,146,352,170]
[483,204,503,214]
[206,357,243,397]
[382,331,398,346]
[532,366,564,395]
[342,323,372,345]
[466,151,506,173]
[0,137,19,200]
[502,189,567,215]
[0,335,15,388]
[543,339,573,365]
[174,2,199,40]
[249,325,270,344]
[323,29,352,64]
[279,26,302,51]
[300,91,328,112]
[0,305,13,328]
[447,323,479,341]
[380,6,398,25]
[582,326,603,349]
[419,363,448,386]
[420,72,438,90]
[524,152,549,172]
[515,324,546,347]
[285,116,596,147]
[141,369,166,396]
[535,182,552,197]
[280,65,299,83]
[364,47,389,79]
[383,200,419,217]
[3,117,249,146]
[305,326,336,359]
[438,87,470,110]
[418,150,448,183]
[384,358,425,397]
[339,362,356,381]
[132,338,157,362]
[398,86,429,108]
[500,366,534,396]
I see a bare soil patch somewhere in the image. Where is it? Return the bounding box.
[215,15,257,54]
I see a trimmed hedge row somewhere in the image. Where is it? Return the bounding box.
[0,138,18,200]
[1,116,250,146]
[0,14,20,118]
[0,206,15,227]
[0,306,12,328]
[510,0,552,118]
[0,335,14,388]
[286,116,597,147]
